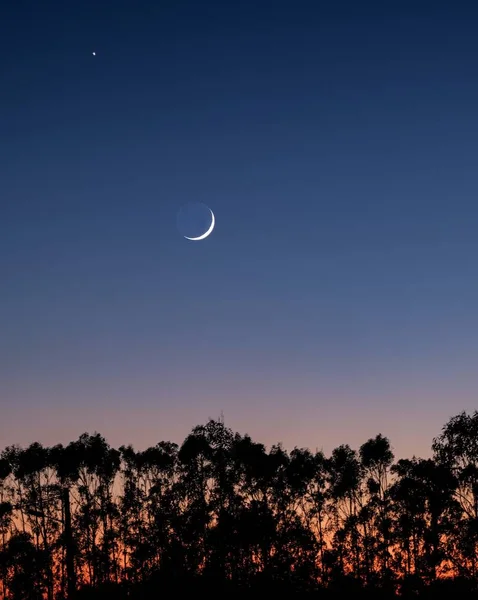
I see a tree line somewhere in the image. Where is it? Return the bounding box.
[1,411,478,599]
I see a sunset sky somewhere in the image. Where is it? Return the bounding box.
[1,1,478,459]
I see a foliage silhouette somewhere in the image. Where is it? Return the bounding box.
[1,411,478,598]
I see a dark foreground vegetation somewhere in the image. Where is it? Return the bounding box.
[1,411,478,599]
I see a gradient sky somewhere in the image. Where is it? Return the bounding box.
[1,1,478,459]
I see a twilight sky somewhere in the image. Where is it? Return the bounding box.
[1,0,477,458]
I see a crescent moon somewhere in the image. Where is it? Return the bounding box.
[184,208,215,241]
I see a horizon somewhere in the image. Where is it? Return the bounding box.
[1,410,472,462]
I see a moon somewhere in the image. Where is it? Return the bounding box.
[184,208,215,241]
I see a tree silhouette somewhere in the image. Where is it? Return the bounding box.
[0,412,478,598]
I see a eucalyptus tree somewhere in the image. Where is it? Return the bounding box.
[327,444,363,579]
[182,419,244,581]
[142,441,178,546]
[432,411,478,577]
[176,422,217,576]
[272,447,321,590]
[49,440,85,599]
[389,458,428,578]
[389,456,457,586]
[228,433,274,580]
[0,457,13,598]
[71,433,121,588]
[359,434,394,583]
[5,443,60,599]
[117,444,149,583]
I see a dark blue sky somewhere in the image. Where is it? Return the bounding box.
[1,1,477,457]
